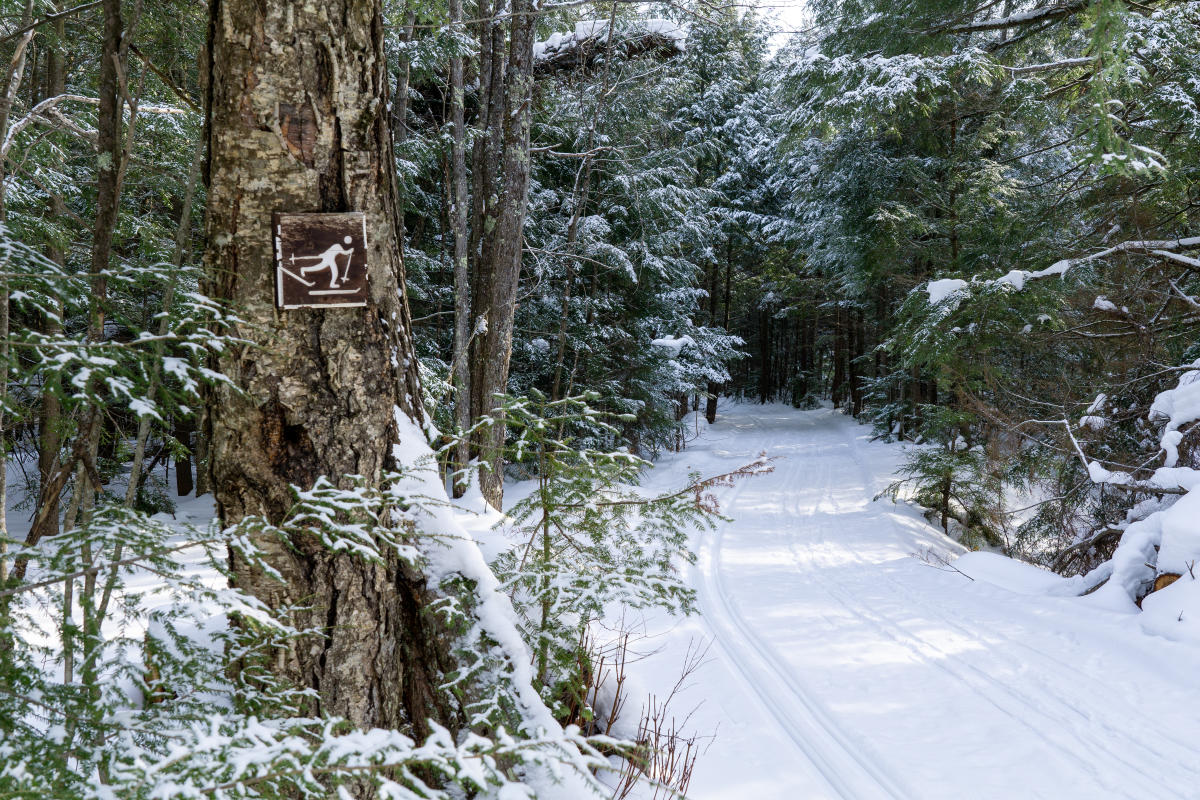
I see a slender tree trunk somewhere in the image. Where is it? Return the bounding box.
[831,307,847,407]
[37,6,67,543]
[205,0,455,732]
[550,0,615,408]
[0,11,35,586]
[471,0,537,510]
[391,5,417,145]
[849,308,862,415]
[705,262,719,423]
[193,413,209,495]
[467,0,504,481]
[172,417,195,497]
[758,308,771,403]
[72,0,127,547]
[124,133,204,510]
[448,0,471,497]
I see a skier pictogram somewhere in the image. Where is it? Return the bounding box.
[291,235,355,290]
[273,212,369,309]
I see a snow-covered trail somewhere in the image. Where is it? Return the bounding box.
[638,404,1200,800]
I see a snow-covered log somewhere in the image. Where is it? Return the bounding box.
[533,19,685,75]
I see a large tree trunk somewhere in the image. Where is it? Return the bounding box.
[205,0,453,733]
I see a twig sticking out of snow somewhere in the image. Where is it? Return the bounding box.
[612,638,715,800]
[911,547,974,581]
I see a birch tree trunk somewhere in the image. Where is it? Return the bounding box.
[204,0,454,733]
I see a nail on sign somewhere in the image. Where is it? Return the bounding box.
[274,212,369,309]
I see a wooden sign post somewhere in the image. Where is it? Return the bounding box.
[273,212,369,309]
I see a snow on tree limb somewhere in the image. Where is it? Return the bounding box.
[533,19,685,74]
[942,1,1091,34]
[927,235,1200,305]
[1004,57,1095,75]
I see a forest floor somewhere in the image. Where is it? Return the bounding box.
[602,403,1200,800]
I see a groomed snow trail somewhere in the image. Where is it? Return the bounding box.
[638,404,1200,800]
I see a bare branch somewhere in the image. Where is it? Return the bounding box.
[1168,279,1200,311]
[0,0,102,45]
[2,93,189,158]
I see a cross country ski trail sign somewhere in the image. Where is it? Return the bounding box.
[274,211,369,309]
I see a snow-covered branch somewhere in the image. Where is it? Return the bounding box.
[1005,56,1095,75]
[942,1,1090,34]
[928,234,1200,305]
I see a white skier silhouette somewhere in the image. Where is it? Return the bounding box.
[292,235,355,288]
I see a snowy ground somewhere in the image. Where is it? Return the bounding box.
[603,402,1200,800]
[18,402,1199,798]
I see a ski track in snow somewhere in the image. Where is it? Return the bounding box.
[635,403,1200,800]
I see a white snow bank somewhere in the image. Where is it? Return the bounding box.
[956,551,1110,598]
[1141,574,1200,642]
[1084,366,1200,638]
[955,551,1068,594]
[390,408,604,797]
[1148,360,1200,467]
[1089,486,1200,629]
[938,360,1200,644]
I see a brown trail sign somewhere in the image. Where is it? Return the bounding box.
[273,212,369,309]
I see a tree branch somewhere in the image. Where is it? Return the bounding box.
[943,0,1090,34]
[0,0,102,45]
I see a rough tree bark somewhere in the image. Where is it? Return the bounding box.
[448,0,471,498]
[468,0,537,510]
[204,0,454,732]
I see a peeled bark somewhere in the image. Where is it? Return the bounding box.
[205,0,452,732]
